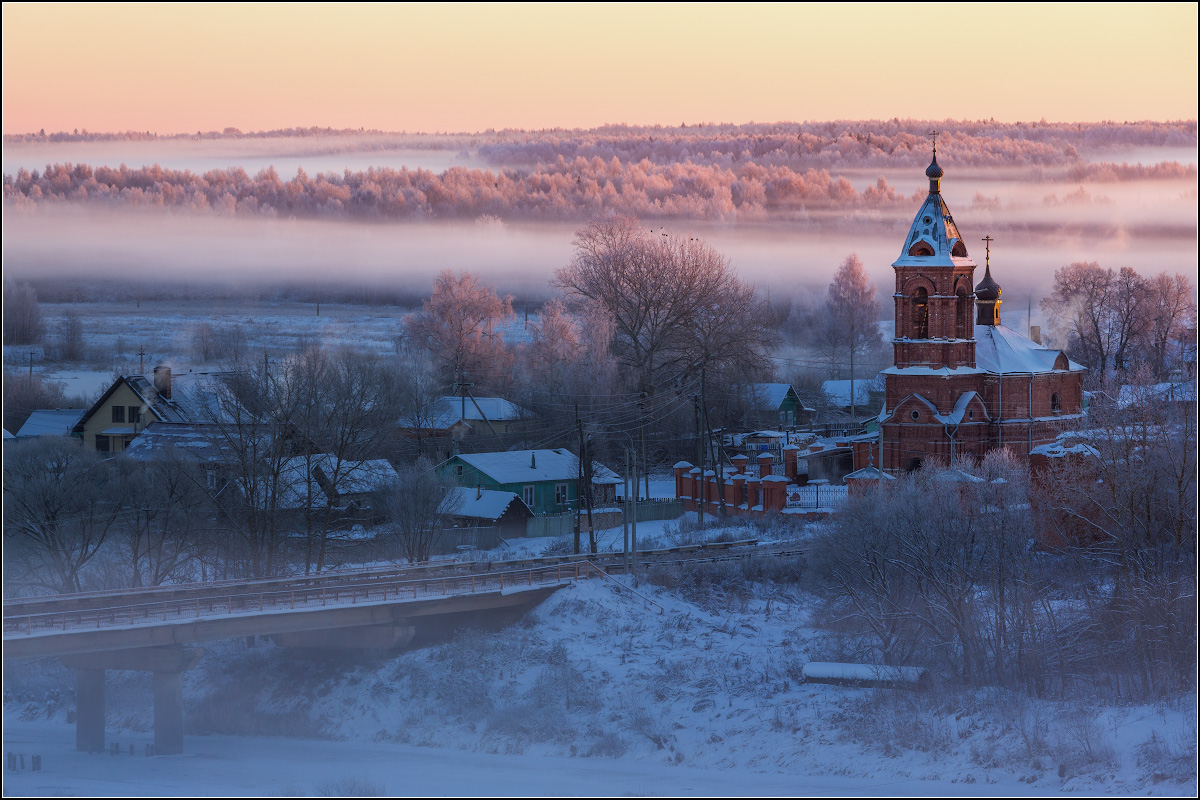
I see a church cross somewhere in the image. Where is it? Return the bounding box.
[928,129,939,157]
[982,235,993,267]
[137,346,146,376]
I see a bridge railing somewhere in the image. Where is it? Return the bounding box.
[3,541,802,639]
[2,562,596,638]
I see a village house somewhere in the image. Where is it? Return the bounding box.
[398,395,529,460]
[444,486,534,538]
[16,408,86,438]
[435,448,621,515]
[124,421,240,494]
[747,383,813,428]
[276,455,398,519]
[71,366,232,453]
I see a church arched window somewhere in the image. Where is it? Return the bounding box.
[951,240,968,257]
[912,287,929,338]
[955,287,970,339]
[1051,392,1061,413]
[908,241,934,257]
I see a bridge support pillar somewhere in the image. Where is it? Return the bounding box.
[74,668,105,753]
[62,646,203,756]
[153,671,184,755]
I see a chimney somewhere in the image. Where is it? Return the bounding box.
[1029,325,1042,345]
[531,452,536,469]
[152,365,172,400]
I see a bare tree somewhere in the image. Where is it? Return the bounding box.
[55,311,86,362]
[1141,271,1196,381]
[825,253,882,420]
[3,370,75,435]
[556,217,748,392]
[375,458,463,563]
[285,347,405,573]
[3,438,132,593]
[2,278,46,345]
[117,456,210,587]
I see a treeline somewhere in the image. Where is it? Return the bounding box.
[4,159,920,222]
[2,126,392,144]
[11,157,1192,224]
[478,119,1197,170]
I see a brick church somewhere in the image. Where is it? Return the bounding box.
[879,146,1086,472]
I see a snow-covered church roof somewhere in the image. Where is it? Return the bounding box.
[974,325,1085,375]
[892,153,977,270]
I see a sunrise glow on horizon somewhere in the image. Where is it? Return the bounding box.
[2,2,1196,135]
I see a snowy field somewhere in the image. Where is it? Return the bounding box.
[5,301,542,401]
[4,516,1194,797]
[0,716,1102,798]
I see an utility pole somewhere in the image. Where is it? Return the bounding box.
[629,445,638,576]
[137,347,146,376]
[574,409,583,555]
[623,449,630,575]
[584,433,597,554]
[638,391,649,503]
[693,393,705,529]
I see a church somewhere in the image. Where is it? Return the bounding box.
[878,145,1086,472]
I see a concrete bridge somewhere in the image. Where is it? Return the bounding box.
[4,540,799,756]
[3,563,588,755]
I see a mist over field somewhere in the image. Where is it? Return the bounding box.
[2,121,1196,307]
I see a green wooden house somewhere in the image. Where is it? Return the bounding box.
[435,448,620,515]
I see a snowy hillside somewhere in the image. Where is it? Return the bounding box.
[4,525,1195,796]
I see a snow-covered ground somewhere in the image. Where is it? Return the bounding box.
[5,523,1194,797]
[0,715,1095,798]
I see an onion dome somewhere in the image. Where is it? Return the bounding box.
[974,263,1001,301]
[925,155,944,180]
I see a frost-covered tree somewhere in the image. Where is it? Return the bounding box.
[3,278,45,345]
[405,270,514,387]
[824,253,882,419]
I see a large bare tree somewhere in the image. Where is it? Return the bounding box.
[555,216,774,394]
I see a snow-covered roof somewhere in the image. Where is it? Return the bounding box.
[1115,382,1196,409]
[75,371,236,435]
[450,449,621,486]
[3,429,14,440]
[16,408,86,437]
[974,325,1084,375]
[880,365,986,377]
[844,466,895,481]
[277,456,399,509]
[123,422,238,463]
[126,372,235,423]
[399,396,526,429]
[822,380,875,407]
[933,468,985,484]
[892,156,977,270]
[446,487,531,521]
[1030,441,1101,459]
[749,383,808,411]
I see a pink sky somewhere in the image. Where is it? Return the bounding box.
[2,3,1197,134]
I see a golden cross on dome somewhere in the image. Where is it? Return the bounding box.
[982,235,993,266]
[928,129,939,157]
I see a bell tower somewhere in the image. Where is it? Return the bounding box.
[891,133,977,370]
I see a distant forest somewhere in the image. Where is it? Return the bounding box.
[4,120,1195,223]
